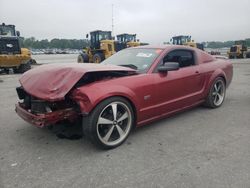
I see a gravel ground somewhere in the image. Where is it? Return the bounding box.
[0,56,250,188]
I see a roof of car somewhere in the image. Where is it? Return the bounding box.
[132,45,201,51]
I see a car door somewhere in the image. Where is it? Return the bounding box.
[154,49,205,115]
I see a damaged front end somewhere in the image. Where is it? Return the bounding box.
[15,63,136,128]
[15,86,78,128]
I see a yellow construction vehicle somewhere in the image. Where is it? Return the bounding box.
[170,35,204,50]
[116,33,140,47]
[228,40,249,59]
[77,30,126,63]
[0,23,33,74]
[116,33,148,47]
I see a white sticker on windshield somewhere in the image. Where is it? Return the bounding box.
[136,53,153,58]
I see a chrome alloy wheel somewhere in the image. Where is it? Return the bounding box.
[212,79,225,106]
[96,102,132,146]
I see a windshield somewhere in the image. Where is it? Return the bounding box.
[127,35,136,42]
[99,33,111,40]
[117,35,136,42]
[102,48,163,73]
[0,26,15,36]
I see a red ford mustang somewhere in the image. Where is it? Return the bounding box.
[15,45,233,149]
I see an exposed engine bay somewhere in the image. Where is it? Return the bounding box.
[74,70,136,88]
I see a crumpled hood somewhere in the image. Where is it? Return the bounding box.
[20,63,135,101]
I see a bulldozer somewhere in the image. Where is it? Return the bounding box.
[77,30,126,63]
[0,23,32,74]
[228,40,250,59]
[170,35,204,50]
[117,33,148,47]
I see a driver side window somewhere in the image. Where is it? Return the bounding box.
[163,50,195,68]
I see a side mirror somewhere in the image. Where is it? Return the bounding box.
[158,62,179,73]
[16,31,20,37]
[86,34,89,39]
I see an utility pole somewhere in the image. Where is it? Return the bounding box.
[112,4,114,37]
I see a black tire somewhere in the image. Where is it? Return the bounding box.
[82,97,135,149]
[93,53,105,63]
[77,53,89,63]
[13,62,31,74]
[30,59,37,65]
[4,69,10,74]
[204,77,226,108]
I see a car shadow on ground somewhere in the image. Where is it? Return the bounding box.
[15,105,215,153]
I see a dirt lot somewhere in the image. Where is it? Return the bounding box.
[0,56,250,188]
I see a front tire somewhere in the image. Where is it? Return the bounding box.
[83,97,134,149]
[77,53,89,63]
[204,77,226,108]
[93,53,105,63]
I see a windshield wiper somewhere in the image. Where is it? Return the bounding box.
[119,64,138,70]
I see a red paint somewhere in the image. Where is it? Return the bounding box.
[15,103,77,127]
[16,45,233,128]
[19,63,135,101]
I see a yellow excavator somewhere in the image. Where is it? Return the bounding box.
[0,23,33,74]
[170,35,204,50]
[77,30,126,63]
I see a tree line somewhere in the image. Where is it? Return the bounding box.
[19,37,250,49]
[19,37,89,49]
[205,38,250,48]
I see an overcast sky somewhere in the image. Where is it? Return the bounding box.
[1,0,250,44]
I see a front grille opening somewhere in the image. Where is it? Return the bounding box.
[16,87,79,115]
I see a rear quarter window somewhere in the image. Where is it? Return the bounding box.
[198,51,216,64]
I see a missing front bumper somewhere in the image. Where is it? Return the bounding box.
[15,103,78,128]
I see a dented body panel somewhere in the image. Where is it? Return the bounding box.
[19,63,135,101]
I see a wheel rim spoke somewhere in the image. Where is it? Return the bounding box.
[214,95,218,103]
[115,125,125,137]
[212,92,217,96]
[217,84,222,92]
[214,84,218,92]
[217,93,223,101]
[117,111,128,122]
[111,103,117,121]
[103,125,115,142]
[98,117,113,125]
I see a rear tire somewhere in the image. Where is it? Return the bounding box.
[13,62,31,74]
[77,53,89,63]
[82,97,134,149]
[204,77,226,108]
[93,53,105,63]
